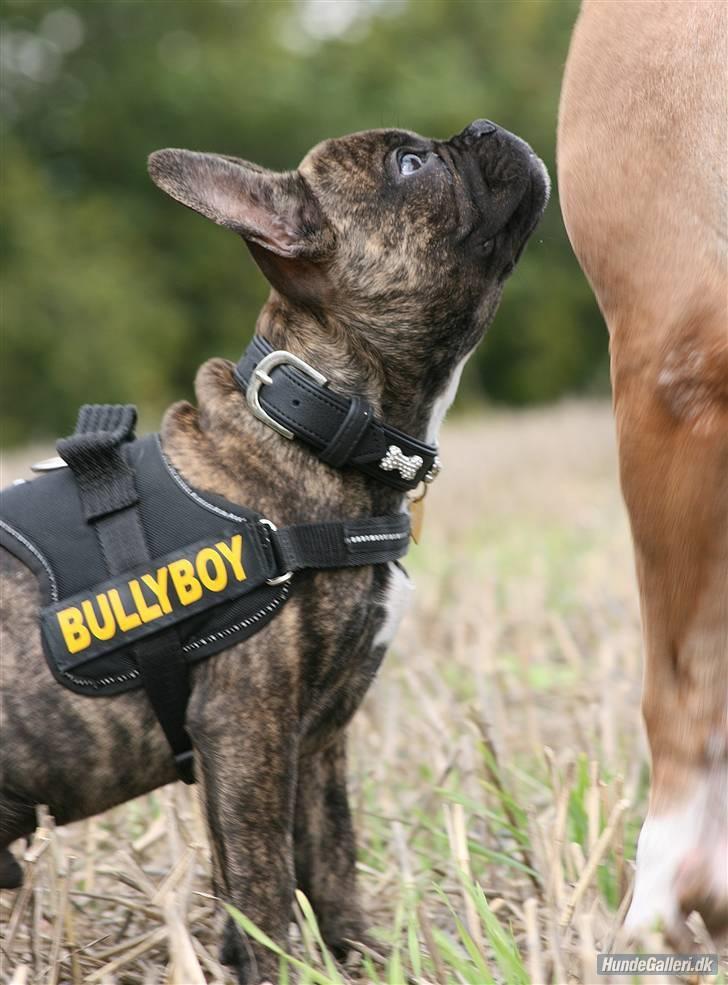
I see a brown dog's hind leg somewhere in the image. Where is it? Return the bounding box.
[294,732,368,959]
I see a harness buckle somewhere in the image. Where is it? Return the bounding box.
[246,350,327,440]
[258,518,294,585]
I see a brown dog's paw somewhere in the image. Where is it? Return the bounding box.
[332,931,393,979]
[220,919,251,984]
[220,916,280,985]
[319,914,378,963]
[0,848,23,889]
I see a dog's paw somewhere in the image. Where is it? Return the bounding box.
[0,848,23,889]
[332,934,381,963]
[220,919,251,984]
[220,915,280,985]
[319,912,378,963]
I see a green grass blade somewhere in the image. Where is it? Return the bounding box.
[295,890,344,982]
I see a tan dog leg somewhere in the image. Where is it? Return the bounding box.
[613,344,728,940]
[558,0,728,941]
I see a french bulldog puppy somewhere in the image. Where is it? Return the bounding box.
[0,120,548,983]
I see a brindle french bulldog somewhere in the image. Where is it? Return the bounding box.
[0,121,548,983]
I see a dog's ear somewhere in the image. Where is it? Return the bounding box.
[147,149,334,261]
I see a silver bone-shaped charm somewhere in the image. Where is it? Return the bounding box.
[379,444,424,482]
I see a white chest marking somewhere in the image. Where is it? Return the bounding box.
[374,561,414,650]
[426,355,469,445]
[370,354,468,653]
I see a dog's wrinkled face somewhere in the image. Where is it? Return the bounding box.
[149,121,548,421]
[296,122,547,349]
[300,122,547,295]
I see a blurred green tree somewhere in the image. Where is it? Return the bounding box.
[0,0,605,444]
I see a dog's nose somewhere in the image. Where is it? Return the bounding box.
[466,119,498,139]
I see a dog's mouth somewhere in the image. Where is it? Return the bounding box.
[505,154,550,269]
[442,121,550,269]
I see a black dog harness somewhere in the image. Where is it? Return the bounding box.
[0,338,439,782]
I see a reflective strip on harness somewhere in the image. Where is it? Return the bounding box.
[41,527,272,671]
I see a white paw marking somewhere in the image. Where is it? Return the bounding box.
[626,783,708,932]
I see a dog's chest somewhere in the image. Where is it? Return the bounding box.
[297,560,413,747]
[374,561,414,651]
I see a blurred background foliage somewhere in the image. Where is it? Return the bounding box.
[0,0,607,445]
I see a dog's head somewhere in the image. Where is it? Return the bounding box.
[149,122,548,431]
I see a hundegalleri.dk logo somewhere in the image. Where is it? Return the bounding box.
[596,953,719,976]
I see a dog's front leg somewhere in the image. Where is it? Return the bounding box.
[189,660,298,985]
[294,731,368,959]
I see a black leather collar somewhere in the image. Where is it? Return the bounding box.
[234,336,441,492]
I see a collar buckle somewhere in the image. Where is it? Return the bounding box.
[246,350,327,440]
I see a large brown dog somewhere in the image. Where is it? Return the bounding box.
[559,0,728,946]
[0,122,548,982]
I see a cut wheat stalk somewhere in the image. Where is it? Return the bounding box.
[587,760,600,855]
[163,893,206,985]
[549,758,575,910]
[68,891,163,921]
[445,802,486,959]
[46,846,70,985]
[560,798,630,929]
[416,903,447,985]
[576,912,596,985]
[524,896,545,985]
[85,926,168,983]
[472,712,541,892]
[151,847,198,907]
[190,934,231,984]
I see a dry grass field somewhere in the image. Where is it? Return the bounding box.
[1,403,725,984]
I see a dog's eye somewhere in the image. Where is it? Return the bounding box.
[398,152,424,176]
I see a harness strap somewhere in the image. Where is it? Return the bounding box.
[268,513,411,575]
[57,404,138,521]
[58,405,195,784]
[235,336,440,491]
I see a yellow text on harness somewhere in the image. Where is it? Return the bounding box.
[56,534,246,655]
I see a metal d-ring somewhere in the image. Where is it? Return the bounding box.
[407,481,429,505]
[246,349,327,440]
[258,518,294,586]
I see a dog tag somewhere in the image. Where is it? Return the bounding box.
[408,488,427,543]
